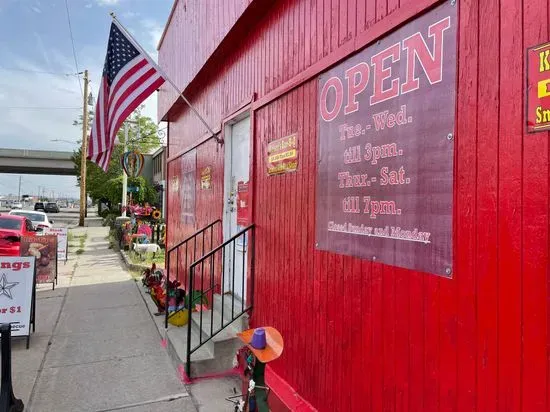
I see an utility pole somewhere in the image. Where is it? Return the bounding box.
[17,176,21,202]
[79,69,89,227]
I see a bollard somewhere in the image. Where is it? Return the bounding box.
[0,324,24,412]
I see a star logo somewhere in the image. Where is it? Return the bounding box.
[0,274,19,300]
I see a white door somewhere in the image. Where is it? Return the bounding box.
[223,116,250,304]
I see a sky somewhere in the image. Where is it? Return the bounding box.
[0,0,173,199]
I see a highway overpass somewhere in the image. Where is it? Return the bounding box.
[0,148,75,175]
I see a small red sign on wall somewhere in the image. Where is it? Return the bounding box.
[527,41,550,132]
[237,181,250,226]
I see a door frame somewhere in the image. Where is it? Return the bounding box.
[222,115,250,301]
[222,113,251,241]
[220,96,256,307]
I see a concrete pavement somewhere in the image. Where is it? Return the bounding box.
[10,226,196,412]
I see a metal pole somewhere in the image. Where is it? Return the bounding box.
[79,69,89,227]
[0,324,24,412]
[121,122,128,217]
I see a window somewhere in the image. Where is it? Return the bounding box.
[0,218,22,230]
[11,212,44,221]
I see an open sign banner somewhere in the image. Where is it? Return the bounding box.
[315,1,457,276]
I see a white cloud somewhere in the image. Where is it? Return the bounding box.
[0,57,83,196]
[33,32,51,67]
[0,36,162,198]
[122,11,138,19]
[96,0,120,6]
[140,19,163,52]
[85,3,93,8]
[31,6,42,13]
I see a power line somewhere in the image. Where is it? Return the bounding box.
[0,66,80,76]
[64,0,83,98]
[0,106,81,110]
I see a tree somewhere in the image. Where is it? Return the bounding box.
[72,107,162,207]
[103,176,158,205]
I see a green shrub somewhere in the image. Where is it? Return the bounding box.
[102,211,120,229]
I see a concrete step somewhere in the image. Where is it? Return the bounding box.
[212,293,250,331]
[187,293,249,374]
[136,283,247,377]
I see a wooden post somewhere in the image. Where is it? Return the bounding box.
[79,70,89,227]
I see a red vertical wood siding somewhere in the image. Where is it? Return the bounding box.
[161,0,550,410]
[158,0,253,118]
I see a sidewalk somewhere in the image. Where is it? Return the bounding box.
[10,226,196,412]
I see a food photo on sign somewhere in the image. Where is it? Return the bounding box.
[19,235,57,287]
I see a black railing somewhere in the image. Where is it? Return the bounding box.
[186,224,255,378]
[165,220,222,329]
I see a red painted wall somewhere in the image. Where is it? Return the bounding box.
[161,0,550,411]
[158,0,254,119]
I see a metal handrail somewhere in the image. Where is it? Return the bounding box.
[189,224,255,265]
[185,224,255,378]
[165,220,222,329]
[167,220,221,253]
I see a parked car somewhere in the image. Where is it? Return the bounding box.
[34,202,45,211]
[8,210,53,231]
[0,215,35,256]
[11,202,22,209]
[44,203,59,213]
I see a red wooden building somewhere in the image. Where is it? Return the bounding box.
[158,0,550,410]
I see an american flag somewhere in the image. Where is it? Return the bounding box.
[88,22,165,171]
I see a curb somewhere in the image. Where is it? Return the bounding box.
[115,242,150,272]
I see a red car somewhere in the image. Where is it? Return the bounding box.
[0,214,35,256]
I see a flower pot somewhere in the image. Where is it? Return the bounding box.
[168,309,189,327]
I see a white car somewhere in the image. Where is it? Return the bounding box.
[9,210,53,231]
[11,202,22,209]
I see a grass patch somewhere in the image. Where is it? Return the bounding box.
[129,269,143,280]
[67,230,88,257]
[128,250,165,266]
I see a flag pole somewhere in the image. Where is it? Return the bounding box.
[109,13,221,143]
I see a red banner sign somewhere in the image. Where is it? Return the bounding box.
[236,181,250,226]
[181,150,196,225]
[315,2,457,276]
[527,41,550,132]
